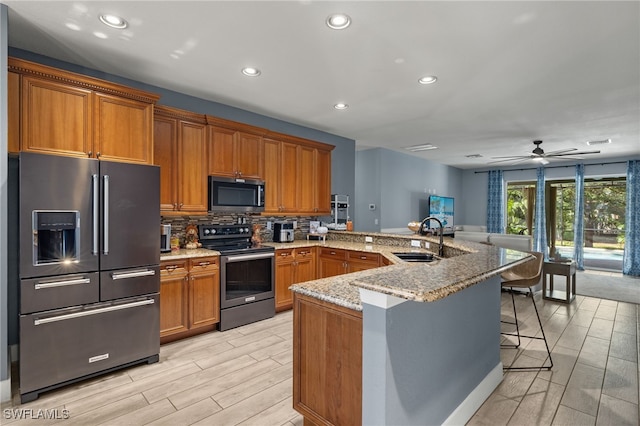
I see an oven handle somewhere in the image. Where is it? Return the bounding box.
[224,252,274,262]
[33,299,155,326]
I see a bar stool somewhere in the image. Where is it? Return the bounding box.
[501,251,553,371]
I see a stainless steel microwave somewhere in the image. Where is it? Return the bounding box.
[208,176,265,213]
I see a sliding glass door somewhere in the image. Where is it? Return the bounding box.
[506,177,626,271]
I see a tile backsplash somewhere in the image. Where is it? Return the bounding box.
[161,214,319,248]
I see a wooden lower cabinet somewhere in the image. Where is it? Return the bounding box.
[293,293,362,426]
[318,248,381,278]
[160,256,220,343]
[275,247,316,311]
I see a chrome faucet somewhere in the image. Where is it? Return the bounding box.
[419,216,444,257]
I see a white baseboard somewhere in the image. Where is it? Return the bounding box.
[443,363,504,426]
[0,375,11,403]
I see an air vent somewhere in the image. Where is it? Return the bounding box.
[465,154,483,158]
[405,144,438,152]
[587,139,611,146]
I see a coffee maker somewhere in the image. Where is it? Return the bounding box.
[273,222,294,243]
[160,224,171,253]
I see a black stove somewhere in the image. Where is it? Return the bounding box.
[198,224,274,255]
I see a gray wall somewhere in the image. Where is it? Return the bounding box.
[362,276,501,424]
[460,157,637,228]
[1,3,9,400]
[355,148,463,232]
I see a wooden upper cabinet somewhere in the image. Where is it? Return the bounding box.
[207,125,236,177]
[93,92,154,164]
[206,116,267,180]
[154,105,208,215]
[315,148,332,214]
[235,132,264,179]
[263,138,281,214]
[9,57,159,163]
[298,145,316,213]
[8,71,20,153]
[21,76,92,158]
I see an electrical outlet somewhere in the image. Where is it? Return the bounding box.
[424,241,430,249]
[293,220,297,229]
[266,221,272,230]
[374,218,379,225]
[411,240,421,248]
[365,236,373,243]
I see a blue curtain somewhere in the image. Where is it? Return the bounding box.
[573,164,585,270]
[486,170,504,233]
[533,167,548,258]
[623,160,640,276]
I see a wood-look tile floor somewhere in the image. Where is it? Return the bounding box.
[3,271,639,425]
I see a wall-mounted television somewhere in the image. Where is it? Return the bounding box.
[427,195,454,229]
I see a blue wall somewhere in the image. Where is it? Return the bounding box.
[355,148,463,232]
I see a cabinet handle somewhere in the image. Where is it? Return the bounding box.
[87,151,92,157]
[280,253,289,257]
[165,265,178,272]
[197,261,210,267]
[330,251,336,255]
[360,256,368,260]
[179,203,184,209]
[96,152,101,158]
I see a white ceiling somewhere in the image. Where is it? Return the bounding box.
[5,1,640,169]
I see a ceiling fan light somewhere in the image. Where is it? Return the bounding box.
[535,157,549,165]
[587,138,612,146]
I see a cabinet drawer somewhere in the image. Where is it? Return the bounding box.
[189,256,219,272]
[160,260,188,276]
[348,251,380,265]
[276,248,295,262]
[319,248,346,258]
[295,248,314,258]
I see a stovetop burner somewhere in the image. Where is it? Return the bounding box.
[198,224,274,254]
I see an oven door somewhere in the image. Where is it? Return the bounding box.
[220,251,274,309]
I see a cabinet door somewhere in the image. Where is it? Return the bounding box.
[154,116,178,212]
[295,249,316,284]
[8,71,20,153]
[93,92,154,164]
[160,263,189,338]
[207,125,236,177]
[263,138,281,214]
[178,121,208,213]
[298,145,316,213]
[315,149,332,214]
[189,272,219,329]
[280,142,299,213]
[275,249,296,311]
[22,76,92,157]
[235,132,264,179]
[318,249,346,278]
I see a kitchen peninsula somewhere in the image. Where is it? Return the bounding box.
[289,232,533,426]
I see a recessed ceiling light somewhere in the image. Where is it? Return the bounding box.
[93,31,108,39]
[99,14,128,29]
[405,144,438,152]
[242,67,261,77]
[334,103,349,110]
[418,76,438,85]
[586,138,612,146]
[326,13,351,30]
[65,22,81,31]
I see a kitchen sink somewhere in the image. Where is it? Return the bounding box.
[392,252,436,262]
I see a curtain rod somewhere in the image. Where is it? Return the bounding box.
[474,161,628,174]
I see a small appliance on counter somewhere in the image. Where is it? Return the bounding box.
[273,222,294,243]
[161,224,171,253]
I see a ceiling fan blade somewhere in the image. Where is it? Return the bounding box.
[548,150,601,157]
[543,148,577,156]
[490,155,533,159]
[487,157,534,165]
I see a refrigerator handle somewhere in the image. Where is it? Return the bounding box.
[103,175,109,255]
[92,174,99,255]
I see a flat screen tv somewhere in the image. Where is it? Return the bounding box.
[427,195,454,229]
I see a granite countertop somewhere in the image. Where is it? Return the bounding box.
[289,232,533,311]
[160,248,220,261]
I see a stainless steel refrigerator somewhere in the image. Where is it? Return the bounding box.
[17,152,160,403]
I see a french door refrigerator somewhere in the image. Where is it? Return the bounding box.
[18,152,161,403]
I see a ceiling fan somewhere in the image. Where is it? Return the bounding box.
[490,140,601,165]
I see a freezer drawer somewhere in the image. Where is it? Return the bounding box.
[20,272,100,314]
[100,266,160,301]
[20,294,159,397]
